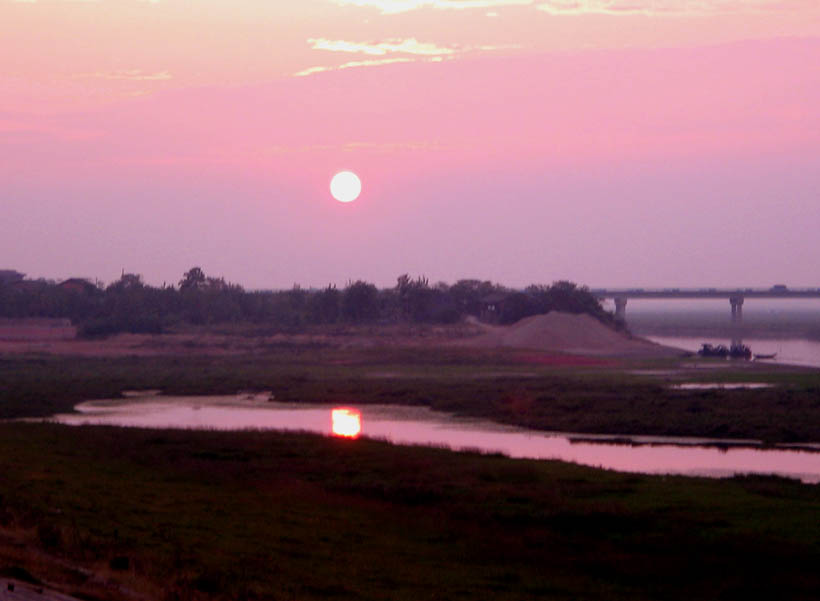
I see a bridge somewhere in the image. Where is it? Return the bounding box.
[589,287,820,323]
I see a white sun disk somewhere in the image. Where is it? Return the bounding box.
[330,171,362,203]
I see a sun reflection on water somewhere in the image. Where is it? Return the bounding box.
[331,408,362,438]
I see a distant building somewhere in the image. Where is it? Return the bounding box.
[57,278,98,295]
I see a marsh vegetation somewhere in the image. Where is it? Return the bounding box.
[4,347,820,443]
[0,423,818,600]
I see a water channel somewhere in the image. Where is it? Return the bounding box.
[53,395,820,484]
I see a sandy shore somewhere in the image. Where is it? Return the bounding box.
[458,313,685,358]
[0,314,684,359]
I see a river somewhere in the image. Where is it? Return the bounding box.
[52,395,820,484]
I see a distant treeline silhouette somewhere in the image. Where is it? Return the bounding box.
[0,268,617,336]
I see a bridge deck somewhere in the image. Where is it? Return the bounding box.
[591,289,820,299]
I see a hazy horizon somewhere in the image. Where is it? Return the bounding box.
[3,2,819,290]
[6,265,820,295]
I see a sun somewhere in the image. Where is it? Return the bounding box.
[330,171,362,203]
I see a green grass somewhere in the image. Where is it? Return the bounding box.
[0,423,818,600]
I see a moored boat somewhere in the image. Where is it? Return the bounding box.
[698,343,728,358]
[697,342,752,360]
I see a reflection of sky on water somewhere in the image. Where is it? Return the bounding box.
[55,397,820,484]
[670,383,773,390]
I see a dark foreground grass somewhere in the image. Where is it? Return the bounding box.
[0,423,818,601]
[3,349,820,442]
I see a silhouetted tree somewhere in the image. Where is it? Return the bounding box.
[0,270,24,285]
[396,274,434,321]
[449,279,503,316]
[179,267,206,291]
[307,285,340,324]
[107,273,144,292]
[341,280,379,322]
[498,291,537,324]
[0,265,616,334]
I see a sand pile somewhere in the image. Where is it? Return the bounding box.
[463,312,680,357]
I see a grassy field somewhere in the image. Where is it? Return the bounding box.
[0,423,818,601]
[3,347,820,442]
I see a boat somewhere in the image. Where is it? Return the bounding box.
[754,353,777,360]
[698,343,729,358]
[728,343,752,360]
[697,343,752,360]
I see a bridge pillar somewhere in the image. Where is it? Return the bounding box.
[614,297,627,322]
[729,296,744,324]
[729,296,745,346]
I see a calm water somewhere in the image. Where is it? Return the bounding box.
[53,396,820,484]
[647,335,820,369]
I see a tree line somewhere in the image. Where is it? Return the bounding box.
[0,268,618,336]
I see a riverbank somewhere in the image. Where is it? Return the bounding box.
[0,423,818,601]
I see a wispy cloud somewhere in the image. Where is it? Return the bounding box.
[536,0,807,16]
[308,37,457,56]
[331,0,533,14]
[331,0,811,15]
[260,140,446,154]
[78,69,172,81]
[9,0,105,3]
[294,57,417,77]
[0,116,101,142]
[297,36,517,76]
[340,140,445,151]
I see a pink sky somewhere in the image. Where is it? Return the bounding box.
[2,0,819,289]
